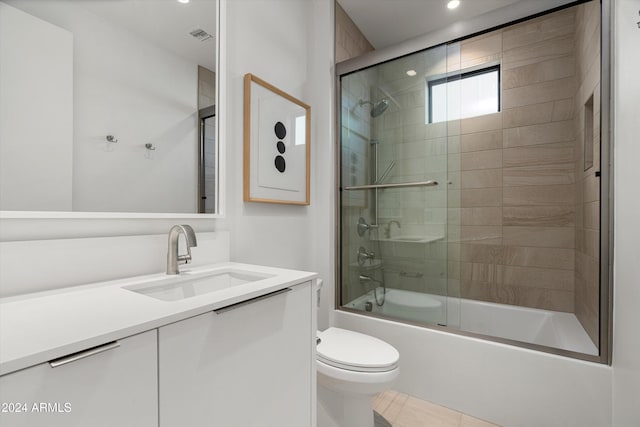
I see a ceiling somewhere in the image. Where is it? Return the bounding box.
[78,0,216,70]
[6,0,216,70]
[337,0,524,49]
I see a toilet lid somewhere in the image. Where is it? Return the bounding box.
[316,327,399,373]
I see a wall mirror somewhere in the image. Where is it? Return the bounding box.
[0,0,219,216]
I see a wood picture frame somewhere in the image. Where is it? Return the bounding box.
[243,73,311,205]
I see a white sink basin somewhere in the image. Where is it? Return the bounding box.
[123,269,274,301]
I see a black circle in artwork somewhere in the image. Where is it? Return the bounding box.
[274,122,287,139]
[277,141,286,154]
[274,155,286,173]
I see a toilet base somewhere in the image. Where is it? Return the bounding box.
[317,383,376,427]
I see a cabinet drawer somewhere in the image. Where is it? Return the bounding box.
[0,330,158,427]
[159,282,314,427]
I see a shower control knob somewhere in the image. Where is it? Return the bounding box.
[357,247,375,266]
[357,217,378,236]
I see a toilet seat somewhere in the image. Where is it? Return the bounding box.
[317,327,399,373]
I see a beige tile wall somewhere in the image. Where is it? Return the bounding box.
[450,7,583,313]
[335,2,374,63]
[573,1,601,345]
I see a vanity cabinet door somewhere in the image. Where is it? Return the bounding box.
[0,330,158,427]
[159,282,314,427]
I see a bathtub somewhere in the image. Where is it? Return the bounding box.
[344,288,598,356]
[333,296,611,427]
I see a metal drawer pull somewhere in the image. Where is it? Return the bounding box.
[214,288,292,315]
[49,341,120,368]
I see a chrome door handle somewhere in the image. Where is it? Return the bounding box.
[214,288,292,315]
[49,341,120,368]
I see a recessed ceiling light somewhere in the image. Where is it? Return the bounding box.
[406,70,417,77]
[177,0,190,4]
[447,0,460,9]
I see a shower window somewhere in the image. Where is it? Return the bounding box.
[427,65,500,123]
[337,0,610,363]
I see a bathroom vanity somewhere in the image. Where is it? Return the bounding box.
[0,263,317,427]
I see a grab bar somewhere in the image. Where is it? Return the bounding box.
[343,180,438,191]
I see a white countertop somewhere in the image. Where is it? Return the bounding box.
[0,262,317,376]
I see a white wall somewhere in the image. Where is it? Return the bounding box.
[308,0,337,331]
[0,0,335,300]
[221,0,335,328]
[0,0,335,304]
[612,0,640,425]
[2,0,198,214]
[0,3,73,211]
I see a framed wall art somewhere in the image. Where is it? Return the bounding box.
[243,73,311,205]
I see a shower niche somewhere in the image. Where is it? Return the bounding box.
[338,0,609,362]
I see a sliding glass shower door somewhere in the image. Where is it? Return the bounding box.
[338,1,607,360]
[339,44,454,327]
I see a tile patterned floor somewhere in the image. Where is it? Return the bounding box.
[373,390,501,427]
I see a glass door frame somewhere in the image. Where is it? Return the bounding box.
[334,0,613,364]
[198,105,217,214]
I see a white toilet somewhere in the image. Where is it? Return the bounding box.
[316,327,399,427]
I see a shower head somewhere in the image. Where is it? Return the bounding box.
[358,98,390,117]
[371,99,390,117]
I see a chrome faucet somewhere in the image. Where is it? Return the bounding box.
[385,220,401,238]
[166,225,198,275]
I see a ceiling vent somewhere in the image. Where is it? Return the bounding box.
[189,28,213,42]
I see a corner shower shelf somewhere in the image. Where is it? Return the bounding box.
[342,180,438,191]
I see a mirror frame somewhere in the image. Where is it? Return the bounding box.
[0,0,224,220]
